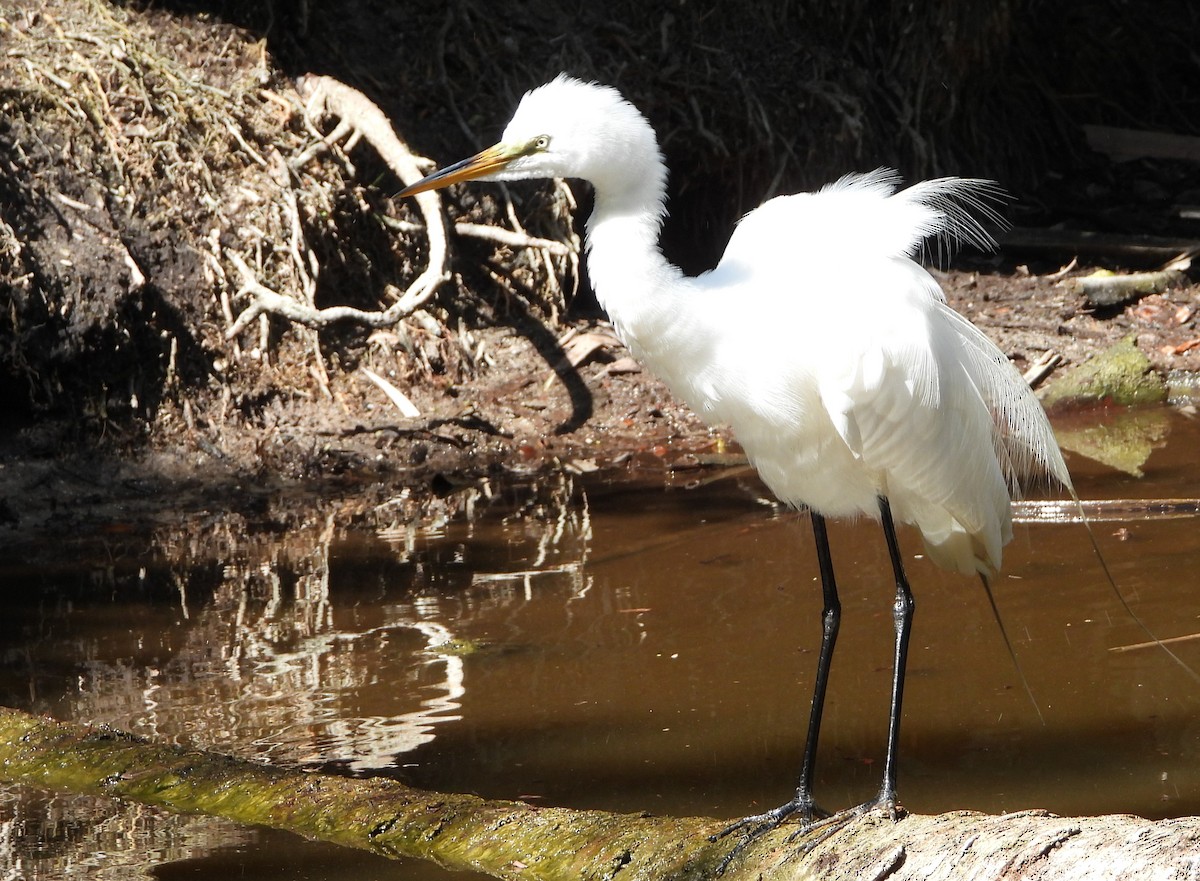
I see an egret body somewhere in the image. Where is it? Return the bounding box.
[401,75,1070,837]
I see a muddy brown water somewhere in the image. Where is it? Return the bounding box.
[1,408,1199,879]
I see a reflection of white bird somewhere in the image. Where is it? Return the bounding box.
[401,75,1070,839]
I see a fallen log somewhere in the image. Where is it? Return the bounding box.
[0,707,1195,880]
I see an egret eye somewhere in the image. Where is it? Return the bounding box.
[532,135,551,151]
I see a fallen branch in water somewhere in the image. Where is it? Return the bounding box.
[0,707,1196,880]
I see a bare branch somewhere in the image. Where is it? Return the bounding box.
[226,76,578,339]
[454,221,573,256]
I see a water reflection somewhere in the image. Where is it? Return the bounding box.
[47,476,596,778]
[1,411,1199,879]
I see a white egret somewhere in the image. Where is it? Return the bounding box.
[400,75,1070,840]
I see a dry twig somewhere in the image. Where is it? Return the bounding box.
[1022,350,1062,388]
[454,221,573,256]
[225,252,441,335]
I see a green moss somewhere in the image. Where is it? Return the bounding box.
[1040,335,1166,409]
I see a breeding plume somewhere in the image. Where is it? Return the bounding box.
[401,75,1070,837]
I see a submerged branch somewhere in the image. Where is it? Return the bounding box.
[0,707,1196,880]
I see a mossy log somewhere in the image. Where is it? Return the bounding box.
[0,707,1196,880]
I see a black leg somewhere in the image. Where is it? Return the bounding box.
[794,511,840,815]
[710,511,840,848]
[711,502,913,871]
[873,495,914,813]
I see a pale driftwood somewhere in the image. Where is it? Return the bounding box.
[299,73,450,317]
[360,365,421,417]
[1067,268,1188,308]
[224,253,440,335]
[1012,497,1200,524]
[454,220,574,256]
[0,706,1196,881]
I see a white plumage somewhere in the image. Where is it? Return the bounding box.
[400,73,1071,834]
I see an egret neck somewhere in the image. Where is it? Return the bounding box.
[583,159,697,386]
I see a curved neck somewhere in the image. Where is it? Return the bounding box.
[583,167,687,357]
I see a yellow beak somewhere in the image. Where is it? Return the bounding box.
[398,143,518,197]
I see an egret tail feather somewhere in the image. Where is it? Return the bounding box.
[979,573,1044,725]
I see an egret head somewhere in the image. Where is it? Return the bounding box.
[399,75,664,201]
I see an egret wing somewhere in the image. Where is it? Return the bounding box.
[815,271,1017,574]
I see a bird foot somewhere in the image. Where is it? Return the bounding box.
[840,788,905,823]
[708,795,828,874]
[709,793,906,874]
[797,792,905,844]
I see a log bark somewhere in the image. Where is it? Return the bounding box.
[0,707,1196,880]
